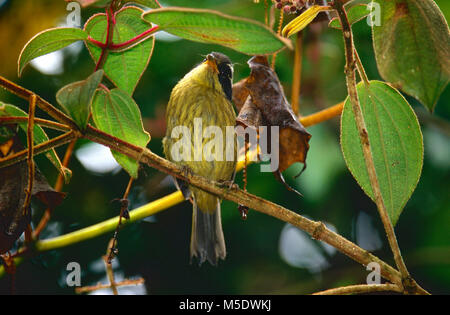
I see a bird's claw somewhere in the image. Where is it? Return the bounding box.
[181,165,194,178]
[217,179,239,191]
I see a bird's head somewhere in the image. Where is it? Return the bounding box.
[184,52,234,102]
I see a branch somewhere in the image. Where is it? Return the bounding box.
[104,239,118,295]
[22,95,36,216]
[0,76,79,130]
[1,185,404,289]
[0,126,405,288]
[0,116,71,132]
[0,131,78,168]
[75,278,145,294]
[34,192,184,253]
[0,74,428,293]
[291,32,303,115]
[0,123,430,294]
[22,95,37,243]
[107,177,134,263]
[84,126,405,287]
[271,9,284,68]
[333,0,418,294]
[300,101,344,127]
[312,284,403,295]
[0,109,414,292]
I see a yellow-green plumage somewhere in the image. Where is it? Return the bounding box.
[163,53,236,265]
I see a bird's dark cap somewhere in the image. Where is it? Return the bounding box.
[207,52,231,65]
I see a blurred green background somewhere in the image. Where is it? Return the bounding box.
[0,0,449,294]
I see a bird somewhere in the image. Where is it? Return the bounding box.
[163,52,237,266]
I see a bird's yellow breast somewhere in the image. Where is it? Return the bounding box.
[163,65,237,183]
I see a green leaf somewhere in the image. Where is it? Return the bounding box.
[128,0,160,9]
[341,81,423,225]
[0,103,71,183]
[18,27,87,77]
[84,7,155,95]
[142,7,292,55]
[329,4,369,29]
[56,70,104,130]
[372,0,450,112]
[92,88,150,178]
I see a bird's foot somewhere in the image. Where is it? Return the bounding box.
[217,179,239,191]
[180,164,194,179]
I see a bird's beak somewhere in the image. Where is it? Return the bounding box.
[203,54,219,73]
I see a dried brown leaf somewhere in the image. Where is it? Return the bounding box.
[244,55,311,173]
[234,56,311,195]
[236,96,264,130]
[232,78,250,112]
[0,135,65,253]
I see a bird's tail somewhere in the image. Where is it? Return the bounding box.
[190,190,226,266]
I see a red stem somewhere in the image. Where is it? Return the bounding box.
[110,5,116,25]
[110,26,159,50]
[99,83,110,92]
[88,25,159,51]
[95,6,115,71]
[88,37,107,49]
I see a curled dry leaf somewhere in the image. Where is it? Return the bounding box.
[234,56,311,194]
[0,132,65,254]
[236,97,264,131]
[232,78,250,112]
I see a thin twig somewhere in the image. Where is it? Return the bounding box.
[0,131,77,168]
[300,101,344,127]
[0,117,71,132]
[243,137,249,191]
[22,95,36,216]
[312,284,403,295]
[291,32,303,116]
[0,76,79,130]
[22,95,37,244]
[31,192,184,254]
[333,0,416,293]
[33,140,77,239]
[103,239,118,295]
[75,278,145,294]
[107,177,134,263]
[271,9,284,69]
